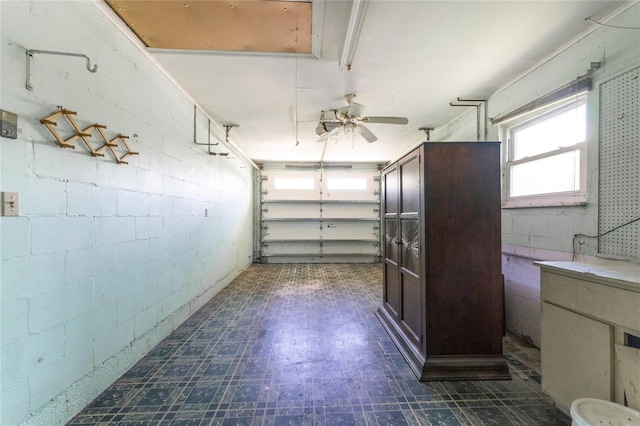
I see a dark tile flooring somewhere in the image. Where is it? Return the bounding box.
[68,264,570,425]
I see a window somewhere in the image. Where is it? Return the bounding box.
[504,96,587,207]
[327,177,367,191]
[274,177,314,190]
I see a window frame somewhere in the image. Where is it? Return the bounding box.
[274,177,315,190]
[326,177,368,191]
[502,95,587,208]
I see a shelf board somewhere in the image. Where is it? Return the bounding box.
[261,253,379,257]
[262,217,379,222]
[262,199,379,204]
[263,239,379,243]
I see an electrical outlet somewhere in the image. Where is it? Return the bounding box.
[2,192,19,216]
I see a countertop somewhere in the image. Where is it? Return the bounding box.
[535,259,640,292]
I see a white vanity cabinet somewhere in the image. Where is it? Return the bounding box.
[536,260,640,412]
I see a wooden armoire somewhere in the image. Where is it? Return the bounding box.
[376,142,510,381]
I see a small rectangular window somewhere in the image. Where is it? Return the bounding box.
[274,177,314,190]
[327,178,367,190]
[504,96,587,207]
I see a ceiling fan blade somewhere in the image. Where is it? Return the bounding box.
[318,125,341,142]
[361,116,409,125]
[358,124,377,143]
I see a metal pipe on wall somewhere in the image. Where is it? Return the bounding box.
[449,98,487,141]
[192,105,236,156]
[26,49,98,91]
[457,98,488,141]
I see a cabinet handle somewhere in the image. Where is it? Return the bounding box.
[393,240,403,245]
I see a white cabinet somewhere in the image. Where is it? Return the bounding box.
[541,302,612,408]
[536,260,640,412]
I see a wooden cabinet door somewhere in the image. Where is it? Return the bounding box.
[382,164,400,318]
[398,151,422,346]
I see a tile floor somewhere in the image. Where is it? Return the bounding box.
[68,264,570,425]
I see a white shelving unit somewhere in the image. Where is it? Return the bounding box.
[259,166,381,263]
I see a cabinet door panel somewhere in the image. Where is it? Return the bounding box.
[401,271,422,344]
[384,166,399,213]
[401,155,420,214]
[542,302,612,407]
[385,217,398,262]
[399,152,422,345]
[383,166,400,318]
[401,217,419,275]
[384,261,400,316]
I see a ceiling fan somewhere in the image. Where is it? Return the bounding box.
[316,94,408,143]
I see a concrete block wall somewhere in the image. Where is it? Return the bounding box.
[1,1,254,424]
[432,3,640,347]
[501,245,576,348]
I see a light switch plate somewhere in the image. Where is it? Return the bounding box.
[2,192,19,216]
[1,110,18,139]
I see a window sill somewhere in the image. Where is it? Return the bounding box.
[502,201,587,209]
[502,194,586,209]
[502,200,587,209]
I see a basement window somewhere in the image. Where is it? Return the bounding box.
[274,177,314,190]
[327,178,367,191]
[503,95,587,208]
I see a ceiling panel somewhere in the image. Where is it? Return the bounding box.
[106,0,312,53]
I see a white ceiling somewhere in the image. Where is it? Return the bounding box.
[141,0,626,165]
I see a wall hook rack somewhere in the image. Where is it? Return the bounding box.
[100,132,139,164]
[40,108,108,155]
[39,107,138,164]
[26,49,98,91]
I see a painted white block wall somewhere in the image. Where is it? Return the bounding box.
[0,1,254,425]
[433,3,640,347]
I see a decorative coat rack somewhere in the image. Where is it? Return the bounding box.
[40,107,138,164]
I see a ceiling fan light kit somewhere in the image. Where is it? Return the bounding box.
[343,122,355,135]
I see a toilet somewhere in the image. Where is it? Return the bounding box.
[570,398,640,426]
